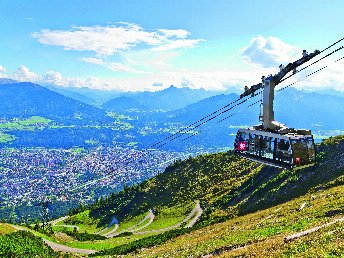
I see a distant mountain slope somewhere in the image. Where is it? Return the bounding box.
[274,88,344,130]
[0,82,110,123]
[44,85,96,106]
[313,88,344,98]
[102,95,149,112]
[169,87,344,135]
[171,93,257,124]
[0,78,18,84]
[103,86,220,112]
[44,85,120,106]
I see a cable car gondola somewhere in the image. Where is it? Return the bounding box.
[234,49,319,170]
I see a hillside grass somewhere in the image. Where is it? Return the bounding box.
[62,210,102,234]
[52,225,74,232]
[52,203,198,251]
[81,152,261,225]
[60,231,158,251]
[219,220,343,257]
[142,202,194,231]
[54,135,344,256]
[85,136,344,256]
[0,223,17,235]
[0,132,17,143]
[116,213,147,232]
[116,183,343,257]
[0,230,60,257]
[0,116,52,131]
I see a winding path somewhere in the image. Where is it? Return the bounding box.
[9,201,203,253]
[185,201,203,228]
[43,239,96,254]
[137,201,203,234]
[102,224,119,237]
[50,216,80,231]
[11,225,96,254]
[96,216,119,236]
[130,209,155,232]
[108,209,155,238]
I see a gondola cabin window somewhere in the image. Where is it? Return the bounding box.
[277,138,292,164]
[291,137,315,166]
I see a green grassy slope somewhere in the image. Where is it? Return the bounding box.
[219,220,343,257]
[0,223,17,235]
[123,180,343,257]
[0,230,61,257]
[87,136,343,256]
[29,135,344,256]
[73,135,344,229]
[72,153,261,226]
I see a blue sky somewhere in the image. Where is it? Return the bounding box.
[0,0,343,91]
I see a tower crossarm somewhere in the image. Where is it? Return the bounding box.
[273,49,320,85]
[240,49,320,99]
[240,82,262,98]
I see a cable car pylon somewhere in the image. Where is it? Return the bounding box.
[234,49,320,170]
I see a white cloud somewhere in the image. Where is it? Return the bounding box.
[106,62,139,73]
[32,24,203,56]
[151,39,204,52]
[11,65,40,82]
[158,29,189,38]
[3,35,344,93]
[42,71,64,85]
[3,58,344,93]
[240,36,344,91]
[80,57,104,65]
[290,54,344,91]
[80,57,141,73]
[242,36,301,68]
[0,65,7,77]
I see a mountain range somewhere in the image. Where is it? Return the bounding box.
[171,87,344,130]
[0,78,343,256]
[0,81,110,124]
[102,85,220,112]
[0,79,344,149]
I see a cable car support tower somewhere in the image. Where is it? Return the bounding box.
[235,49,320,169]
[241,49,320,133]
